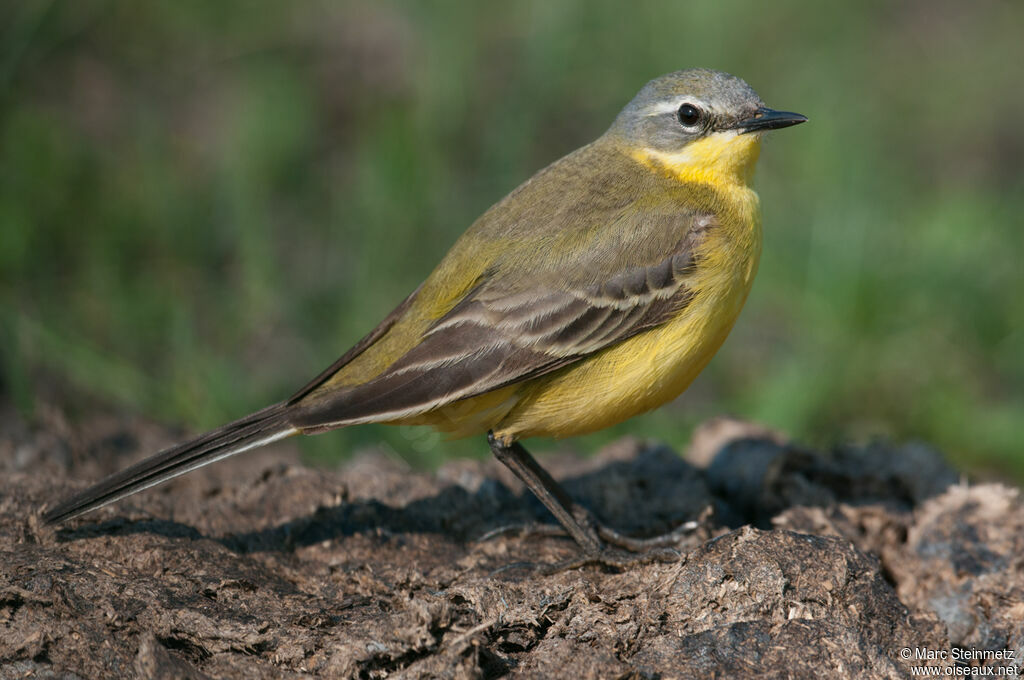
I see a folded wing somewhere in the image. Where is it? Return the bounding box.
[292,212,714,431]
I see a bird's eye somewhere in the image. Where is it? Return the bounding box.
[677,103,702,127]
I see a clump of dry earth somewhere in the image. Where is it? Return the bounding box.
[1,405,1021,678]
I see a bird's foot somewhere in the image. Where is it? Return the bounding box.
[539,545,682,574]
[478,505,707,573]
[477,521,569,543]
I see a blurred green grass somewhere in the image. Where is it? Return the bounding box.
[2,0,1022,477]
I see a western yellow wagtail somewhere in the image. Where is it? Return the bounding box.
[44,69,805,563]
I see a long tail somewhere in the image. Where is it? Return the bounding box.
[42,403,299,525]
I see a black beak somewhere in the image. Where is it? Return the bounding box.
[735,107,808,134]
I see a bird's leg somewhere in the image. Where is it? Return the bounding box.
[485,432,697,571]
[487,432,603,555]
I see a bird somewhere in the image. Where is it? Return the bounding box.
[43,68,806,563]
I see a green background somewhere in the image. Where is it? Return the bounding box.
[3,1,1022,477]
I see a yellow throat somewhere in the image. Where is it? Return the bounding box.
[631,130,763,188]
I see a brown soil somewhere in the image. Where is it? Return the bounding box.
[1,407,1022,679]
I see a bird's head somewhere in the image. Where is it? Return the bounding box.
[610,69,806,186]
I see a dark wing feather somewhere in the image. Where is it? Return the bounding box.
[292,215,712,431]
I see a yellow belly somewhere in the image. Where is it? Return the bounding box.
[496,297,748,439]
[498,233,759,439]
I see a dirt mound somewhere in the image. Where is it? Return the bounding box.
[1,411,1021,678]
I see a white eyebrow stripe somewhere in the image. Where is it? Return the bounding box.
[642,96,712,117]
